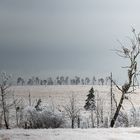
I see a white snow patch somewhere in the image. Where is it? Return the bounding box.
[0,128,140,140]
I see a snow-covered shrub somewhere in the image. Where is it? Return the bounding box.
[128,107,140,127]
[40,108,64,128]
[115,111,129,127]
[114,107,140,127]
[101,116,109,128]
[21,105,64,129]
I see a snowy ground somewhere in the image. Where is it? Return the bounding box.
[0,128,140,140]
[1,85,140,140]
[8,85,140,128]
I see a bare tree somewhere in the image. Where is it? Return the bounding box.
[98,78,104,85]
[65,76,69,85]
[94,92,105,127]
[105,76,110,85]
[110,29,140,127]
[81,79,85,85]
[64,94,80,128]
[0,72,12,129]
[35,77,40,85]
[85,77,90,85]
[92,76,96,85]
[75,76,80,85]
[60,76,65,85]
[12,93,23,127]
[47,77,53,85]
[27,78,33,85]
[110,73,114,119]
[28,91,31,106]
[17,77,25,86]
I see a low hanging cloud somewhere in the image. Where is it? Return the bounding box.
[0,0,140,80]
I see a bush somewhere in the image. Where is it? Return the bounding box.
[115,111,129,127]
[21,106,64,129]
[128,107,140,127]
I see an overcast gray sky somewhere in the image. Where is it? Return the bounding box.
[1,0,140,81]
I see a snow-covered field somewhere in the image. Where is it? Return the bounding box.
[3,85,140,140]
[9,85,140,127]
[11,85,140,110]
[1,128,140,140]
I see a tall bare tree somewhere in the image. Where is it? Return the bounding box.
[64,94,80,128]
[110,28,140,127]
[12,93,23,127]
[0,72,12,129]
[110,72,113,119]
[92,76,96,85]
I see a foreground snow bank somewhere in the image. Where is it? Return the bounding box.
[0,128,140,140]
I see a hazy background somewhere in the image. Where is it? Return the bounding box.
[1,0,140,82]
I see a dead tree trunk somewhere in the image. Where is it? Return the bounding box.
[110,70,133,127]
[28,91,31,106]
[1,86,9,129]
[96,93,100,127]
[77,115,80,128]
[91,110,94,128]
[110,72,113,119]
[0,72,13,129]
[72,119,74,129]
[110,93,124,127]
[110,28,140,127]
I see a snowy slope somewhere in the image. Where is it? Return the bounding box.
[0,128,140,140]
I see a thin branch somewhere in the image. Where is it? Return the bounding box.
[126,97,136,111]
[112,93,118,108]
[109,77,122,92]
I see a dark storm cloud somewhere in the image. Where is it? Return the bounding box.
[1,0,140,80]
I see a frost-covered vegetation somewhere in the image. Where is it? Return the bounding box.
[21,105,64,129]
[16,75,108,86]
[1,83,140,129]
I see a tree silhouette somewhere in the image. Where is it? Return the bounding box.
[110,29,140,127]
[84,87,96,127]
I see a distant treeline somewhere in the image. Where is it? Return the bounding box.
[16,76,111,86]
